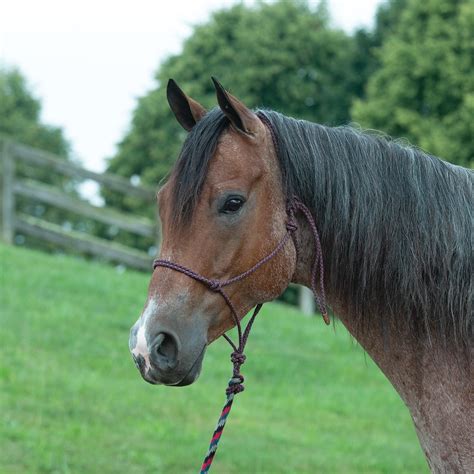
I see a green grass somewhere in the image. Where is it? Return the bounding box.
[0,244,428,473]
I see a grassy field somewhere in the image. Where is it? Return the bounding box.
[0,243,428,473]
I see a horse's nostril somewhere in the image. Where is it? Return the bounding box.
[150,332,178,370]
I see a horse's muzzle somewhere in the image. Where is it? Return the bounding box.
[129,317,207,386]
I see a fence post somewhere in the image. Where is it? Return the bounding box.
[1,140,15,244]
[299,286,315,316]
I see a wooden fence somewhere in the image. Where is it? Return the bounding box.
[0,139,158,271]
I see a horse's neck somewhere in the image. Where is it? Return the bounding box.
[292,219,474,473]
[341,314,473,472]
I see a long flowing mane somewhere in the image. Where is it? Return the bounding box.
[169,108,473,346]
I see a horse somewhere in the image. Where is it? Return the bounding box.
[129,78,473,472]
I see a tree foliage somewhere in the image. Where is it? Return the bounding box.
[0,66,70,160]
[353,0,474,166]
[351,0,408,98]
[105,0,363,211]
[0,65,74,193]
[106,0,472,217]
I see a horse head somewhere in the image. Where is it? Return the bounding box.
[129,79,296,386]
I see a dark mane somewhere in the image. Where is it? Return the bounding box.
[170,108,229,224]
[169,108,473,345]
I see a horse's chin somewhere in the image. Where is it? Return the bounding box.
[143,345,206,387]
[170,365,202,386]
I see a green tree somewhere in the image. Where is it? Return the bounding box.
[0,66,70,161]
[352,0,474,167]
[105,0,361,212]
[351,0,408,98]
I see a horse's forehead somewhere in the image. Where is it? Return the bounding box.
[218,131,252,154]
[211,129,269,178]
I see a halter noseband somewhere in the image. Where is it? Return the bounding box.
[152,116,329,473]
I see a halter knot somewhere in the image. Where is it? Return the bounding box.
[286,220,298,232]
[208,280,221,291]
[230,351,246,366]
[226,374,245,395]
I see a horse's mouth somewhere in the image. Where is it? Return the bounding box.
[142,345,206,387]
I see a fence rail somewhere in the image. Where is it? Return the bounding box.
[15,214,152,271]
[11,142,156,200]
[13,179,155,238]
[1,139,158,271]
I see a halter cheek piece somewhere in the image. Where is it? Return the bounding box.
[152,117,328,473]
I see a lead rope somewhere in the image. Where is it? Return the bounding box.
[200,303,262,473]
[153,198,327,473]
[196,199,328,473]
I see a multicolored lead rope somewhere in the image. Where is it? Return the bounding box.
[200,304,262,474]
[196,201,328,473]
[154,197,328,473]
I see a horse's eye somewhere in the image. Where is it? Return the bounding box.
[220,197,245,214]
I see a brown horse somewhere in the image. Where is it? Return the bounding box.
[129,79,473,472]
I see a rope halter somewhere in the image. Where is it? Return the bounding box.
[152,196,328,473]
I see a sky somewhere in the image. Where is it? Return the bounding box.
[0,0,382,177]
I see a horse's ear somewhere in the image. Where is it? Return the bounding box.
[167,79,207,132]
[211,77,259,136]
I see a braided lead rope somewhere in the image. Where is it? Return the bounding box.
[153,220,297,473]
[200,303,262,474]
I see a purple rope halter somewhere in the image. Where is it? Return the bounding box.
[152,198,328,473]
[152,117,329,472]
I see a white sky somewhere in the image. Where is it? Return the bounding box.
[0,0,382,175]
